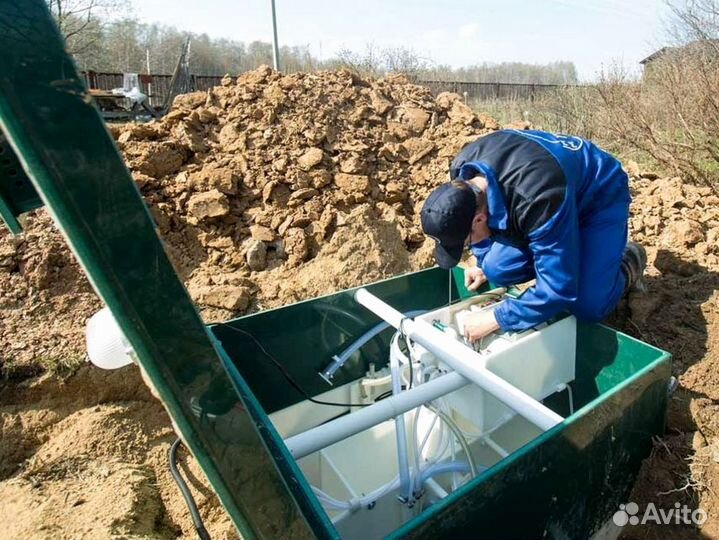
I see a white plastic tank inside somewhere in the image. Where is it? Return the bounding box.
[270,290,578,539]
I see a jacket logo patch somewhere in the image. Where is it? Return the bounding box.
[511,130,584,151]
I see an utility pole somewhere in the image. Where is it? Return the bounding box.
[270,0,281,71]
[146,49,152,106]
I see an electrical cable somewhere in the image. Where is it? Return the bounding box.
[414,406,446,493]
[427,405,478,478]
[412,407,424,496]
[417,409,441,458]
[431,400,451,461]
[408,348,414,389]
[449,435,458,490]
[374,385,407,402]
[169,438,211,540]
[320,309,428,385]
[217,323,368,408]
[398,318,414,390]
[411,402,453,496]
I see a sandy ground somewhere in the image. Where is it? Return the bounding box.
[2,68,719,538]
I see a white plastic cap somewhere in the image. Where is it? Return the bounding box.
[85,307,134,369]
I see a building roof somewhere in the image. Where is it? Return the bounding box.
[641,39,719,65]
[640,47,673,65]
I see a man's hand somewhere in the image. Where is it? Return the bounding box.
[464,266,487,292]
[463,309,501,342]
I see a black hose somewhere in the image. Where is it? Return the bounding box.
[169,438,211,540]
[217,323,369,408]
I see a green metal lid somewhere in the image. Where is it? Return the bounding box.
[0,3,324,538]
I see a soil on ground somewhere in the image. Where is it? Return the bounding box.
[1,67,718,539]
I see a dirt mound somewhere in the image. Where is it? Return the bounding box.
[255,204,414,306]
[0,366,238,540]
[0,211,102,379]
[615,168,719,539]
[0,68,494,539]
[3,460,164,540]
[113,66,493,322]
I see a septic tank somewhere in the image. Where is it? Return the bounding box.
[208,268,670,539]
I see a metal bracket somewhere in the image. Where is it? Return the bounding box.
[0,131,42,234]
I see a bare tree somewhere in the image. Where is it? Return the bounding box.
[667,0,719,46]
[46,0,125,57]
[333,44,435,81]
[576,0,719,194]
[335,43,384,77]
[422,61,578,84]
[382,46,431,81]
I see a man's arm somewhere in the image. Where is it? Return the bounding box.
[492,194,579,332]
[469,238,493,266]
[460,238,491,290]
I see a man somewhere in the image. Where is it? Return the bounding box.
[421,129,646,341]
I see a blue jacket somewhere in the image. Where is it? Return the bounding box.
[450,129,630,331]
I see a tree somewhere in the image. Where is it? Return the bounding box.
[382,46,431,81]
[667,0,719,46]
[334,44,431,80]
[335,43,384,77]
[578,0,719,192]
[422,60,579,84]
[46,0,126,66]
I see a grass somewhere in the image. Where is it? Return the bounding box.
[469,97,533,126]
[466,93,666,176]
[468,90,601,135]
[37,355,87,378]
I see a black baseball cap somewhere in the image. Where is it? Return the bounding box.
[420,183,477,269]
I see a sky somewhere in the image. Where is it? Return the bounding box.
[131,0,673,82]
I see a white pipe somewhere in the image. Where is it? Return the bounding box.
[482,435,510,458]
[357,288,404,327]
[424,477,448,500]
[285,372,468,459]
[390,334,412,502]
[354,288,563,432]
[313,461,469,514]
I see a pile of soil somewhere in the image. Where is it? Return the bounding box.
[0,67,496,539]
[1,67,718,538]
[618,169,719,540]
[112,65,497,321]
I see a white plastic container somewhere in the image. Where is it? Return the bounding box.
[85,307,135,369]
[417,296,576,432]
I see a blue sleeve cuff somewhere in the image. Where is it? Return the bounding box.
[493,303,515,332]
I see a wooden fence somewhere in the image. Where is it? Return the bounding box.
[81,71,224,107]
[419,80,578,101]
[81,71,578,107]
